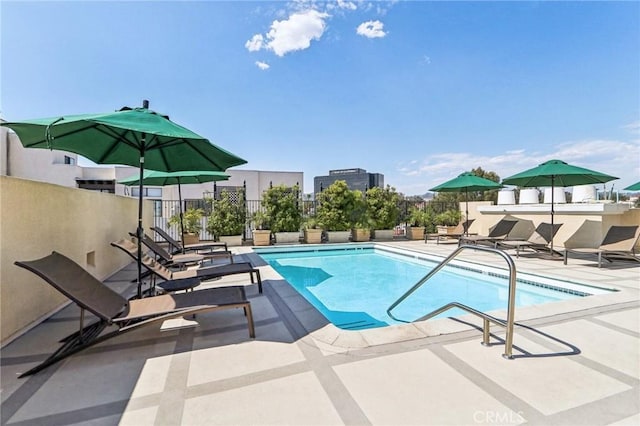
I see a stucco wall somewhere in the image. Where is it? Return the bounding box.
[0,176,153,344]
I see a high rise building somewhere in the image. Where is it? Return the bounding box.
[314,168,384,194]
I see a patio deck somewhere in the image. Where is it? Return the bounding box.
[1,240,638,425]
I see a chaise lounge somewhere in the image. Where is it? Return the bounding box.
[14,251,255,377]
[563,225,640,268]
[458,218,520,248]
[112,238,263,293]
[151,226,228,254]
[498,222,563,258]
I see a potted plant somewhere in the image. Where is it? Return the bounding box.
[251,210,271,246]
[434,210,462,235]
[302,215,323,244]
[407,208,431,240]
[366,185,400,240]
[263,184,302,244]
[206,189,247,246]
[168,207,204,245]
[350,190,371,242]
[315,180,357,243]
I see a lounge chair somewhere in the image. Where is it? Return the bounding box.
[151,226,228,254]
[425,219,475,245]
[134,232,234,268]
[112,239,263,293]
[13,251,254,377]
[458,218,519,248]
[563,225,640,268]
[498,222,563,258]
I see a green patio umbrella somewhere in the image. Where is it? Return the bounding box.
[502,159,617,255]
[429,172,503,235]
[1,101,247,298]
[118,170,229,252]
[623,181,640,191]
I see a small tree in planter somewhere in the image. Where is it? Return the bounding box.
[262,184,302,244]
[366,185,400,240]
[350,190,371,242]
[316,180,357,243]
[206,189,247,246]
[302,215,323,244]
[407,208,432,240]
[250,210,271,246]
[168,207,204,245]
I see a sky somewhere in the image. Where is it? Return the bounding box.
[1,0,639,195]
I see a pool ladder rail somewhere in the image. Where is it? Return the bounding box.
[387,245,517,359]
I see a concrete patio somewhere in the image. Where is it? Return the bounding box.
[1,240,638,425]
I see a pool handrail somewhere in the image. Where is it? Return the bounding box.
[386,245,518,359]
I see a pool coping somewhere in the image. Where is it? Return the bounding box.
[248,242,639,351]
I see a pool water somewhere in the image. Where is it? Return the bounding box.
[257,246,599,330]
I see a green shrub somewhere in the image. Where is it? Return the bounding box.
[206,189,247,238]
[262,185,302,232]
[366,185,401,230]
[316,180,358,231]
[168,207,203,234]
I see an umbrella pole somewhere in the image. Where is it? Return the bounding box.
[465,188,469,236]
[550,176,555,255]
[178,178,186,254]
[136,147,145,299]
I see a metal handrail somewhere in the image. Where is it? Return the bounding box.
[387,245,517,359]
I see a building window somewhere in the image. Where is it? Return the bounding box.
[131,187,162,197]
[64,155,76,165]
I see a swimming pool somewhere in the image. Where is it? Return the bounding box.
[256,244,612,330]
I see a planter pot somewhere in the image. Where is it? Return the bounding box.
[303,228,323,244]
[274,231,301,244]
[219,235,243,247]
[373,229,394,240]
[351,228,371,242]
[437,225,457,235]
[252,230,271,246]
[326,230,351,243]
[407,226,425,240]
[183,233,200,245]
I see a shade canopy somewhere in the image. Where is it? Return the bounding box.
[429,172,502,236]
[2,106,247,172]
[118,170,230,187]
[501,159,617,188]
[502,159,617,256]
[623,181,640,191]
[430,172,503,192]
[119,170,230,252]
[1,103,247,298]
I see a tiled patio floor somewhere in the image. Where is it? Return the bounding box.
[1,240,638,425]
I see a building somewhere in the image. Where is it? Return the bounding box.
[314,168,384,194]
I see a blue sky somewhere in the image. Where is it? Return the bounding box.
[2,0,639,195]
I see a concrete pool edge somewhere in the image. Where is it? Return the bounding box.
[247,243,639,350]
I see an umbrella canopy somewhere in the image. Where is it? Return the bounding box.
[624,181,640,191]
[2,102,247,298]
[118,170,230,252]
[429,172,502,234]
[502,159,617,254]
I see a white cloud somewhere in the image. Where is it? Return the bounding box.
[247,9,330,57]
[397,139,640,194]
[255,61,270,70]
[356,20,386,38]
[622,120,640,134]
[245,34,264,52]
[337,0,357,11]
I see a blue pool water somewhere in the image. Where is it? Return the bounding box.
[257,246,604,330]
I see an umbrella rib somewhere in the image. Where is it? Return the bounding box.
[93,127,142,164]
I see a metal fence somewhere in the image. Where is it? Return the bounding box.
[152,198,459,241]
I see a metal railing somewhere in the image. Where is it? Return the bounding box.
[387,245,518,359]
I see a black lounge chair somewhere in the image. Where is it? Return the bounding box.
[14,251,254,377]
[425,219,475,245]
[133,232,234,267]
[563,225,640,267]
[458,218,519,248]
[112,239,263,293]
[498,222,563,258]
[151,226,228,254]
